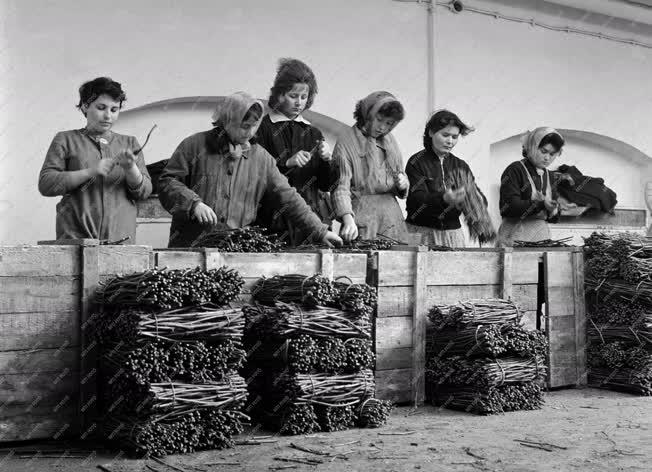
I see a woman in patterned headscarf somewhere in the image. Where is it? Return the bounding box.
[158,92,342,248]
[497,127,565,247]
[331,91,409,242]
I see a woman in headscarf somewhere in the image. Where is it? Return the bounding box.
[158,91,342,248]
[256,58,337,246]
[405,110,487,248]
[38,76,152,243]
[331,91,409,242]
[497,127,565,246]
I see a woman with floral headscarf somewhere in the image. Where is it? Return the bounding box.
[331,91,409,242]
[158,92,342,248]
[497,127,565,246]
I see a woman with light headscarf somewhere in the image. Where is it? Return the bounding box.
[158,92,342,248]
[497,127,565,246]
[331,91,409,242]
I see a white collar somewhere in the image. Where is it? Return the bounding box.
[268,109,311,125]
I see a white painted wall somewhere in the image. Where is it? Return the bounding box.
[1,0,651,244]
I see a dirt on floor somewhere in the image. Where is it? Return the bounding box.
[1,388,650,472]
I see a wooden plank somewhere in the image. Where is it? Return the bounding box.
[377,284,538,318]
[376,317,412,350]
[547,286,575,317]
[548,367,580,389]
[0,348,78,374]
[98,245,151,275]
[545,250,574,287]
[332,253,367,281]
[557,208,646,227]
[0,246,80,276]
[377,250,540,287]
[413,248,428,405]
[0,370,78,404]
[80,245,99,435]
[376,348,412,371]
[0,312,79,351]
[549,315,576,332]
[501,247,513,299]
[520,310,538,331]
[319,250,334,280]
[0,277,80,313]
[374,369,411,404]
[0,403,78,442]
[572,250,587,386]
[155,250,204,269]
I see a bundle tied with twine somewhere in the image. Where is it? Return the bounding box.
[431,382,544,415]
[428,299,522,331]
[191,226,286,252]
[281,370,375,407]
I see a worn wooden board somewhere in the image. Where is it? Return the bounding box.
[376,317,412,350]
[0,277,80,314]
[0,246,80,277]
[0,348,78,374]
[377,284,538,318]
[374,369,411,404]
[376,348,412,371]
[0,403,78,442]
[98,245,151,275]
[0,312,79,351]
[0,370,78,404]
[545,250,575,287]
[156,250,204,269]
[377,251,540,286]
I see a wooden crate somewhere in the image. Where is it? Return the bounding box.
[0,242,151,442]
[371,247,586,405]
[154,249,368,301]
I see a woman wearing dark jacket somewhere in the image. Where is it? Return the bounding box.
[405,110,484,248]
[255,58,337,246]
[497,127,564,246]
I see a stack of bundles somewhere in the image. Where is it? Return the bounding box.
[426,299,548,415]
[584,232,652,396]
[93,267,250,456]
[191,226,286,252]
[244,274,391,434]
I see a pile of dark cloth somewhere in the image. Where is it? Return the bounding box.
[553,165,617,214]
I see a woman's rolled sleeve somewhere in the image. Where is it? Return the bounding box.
[39,133,72,197]
[331,142,354,219]
[158,139,202,219]
[126,138,153,201]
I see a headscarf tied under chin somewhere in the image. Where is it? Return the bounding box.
[521,126,564,161]
[211,92,264,158]
[358,91,401,135]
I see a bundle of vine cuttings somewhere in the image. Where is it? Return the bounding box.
[252,274,339,306]
[314,404,356,432]
[513,237,573,248]
[191,226,286,252]
[584,232,652,282]
[248,335,374,373]
[243,302,371,339]
[93,304,244,345]
[275,370,375,407]
[588,341,651,370]
[98,267,244,310]
[294,237,398,252]
[275,403,320,435]
[449,168,496,244]
[428,299,522,331]
[588,365,652,396]
[429,323,549,358]
[103,408,248,457]
[430,382,544,415]
[585,277,652,307]
[426,355,546,388]
[357,397,393,428]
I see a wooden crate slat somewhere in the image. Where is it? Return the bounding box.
[0,403,78,442]
[0,277,80,313]
[377,250,415,286]
[545,251,574,287]
[375,348,412,371]
[98,245,151,275]
[155,250,204,269]
[375,317,412,350]
[547,286,575,317]
[0,312,79,351]
[374,369,411,404]
[0,370,78,404]
[0,348,78,374]
[331,253,368,280]
[549,315,576,332]
[548,367,580,389]
[0,246,80,276]
[572,250,587,385]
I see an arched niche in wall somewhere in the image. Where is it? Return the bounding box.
[112,96,350,165]
[487,129,651,234]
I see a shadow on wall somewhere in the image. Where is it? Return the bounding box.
[112,96,350,165]
[487,128,652,233]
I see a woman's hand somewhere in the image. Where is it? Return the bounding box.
[319,141,332,162]
[192,202,218,225]
[443,187,466,209]
[92,158,116,177]
[340,214,358,242]
[286,150,311,168]
[544,197,558,214]
[116,149,137,170]
[395,171,409,192]
[321,230,343,247]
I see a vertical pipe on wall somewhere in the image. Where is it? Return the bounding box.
[426,0,437,115]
